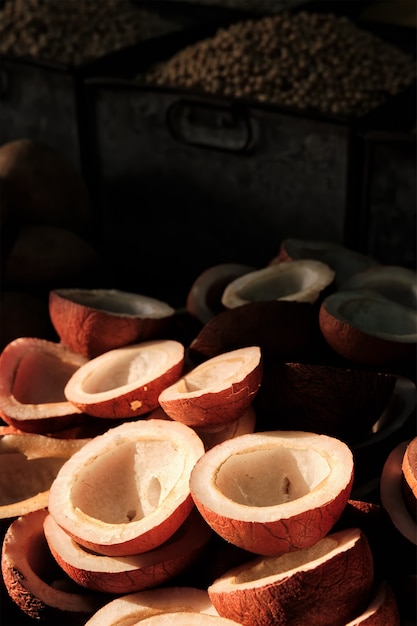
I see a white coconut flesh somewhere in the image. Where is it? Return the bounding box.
[340,266,417,310]
[65,341,184,400]
[324,291,417,340]
[209,527,362,589]
[190,432,353,522]
[84,587,218,626]
[167,347,261,396]
[48,420,205,544]
[53,288,175,318]
[221,261,335,308]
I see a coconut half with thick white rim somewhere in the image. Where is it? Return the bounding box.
[47,419,205,556]
[49,288,176,358]
[84,587,219,626]
[190,430,354,556]
[64,340,185,419]
[207,527,374,626]
[158,346,262,432]
[319,290,417,366]
[221,260,335,309]
[131,613,242,625]
[44,507,212,594]
[0,337,87,434]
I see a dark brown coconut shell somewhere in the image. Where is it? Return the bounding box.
[49,288,176,358]
[344,580,400,625]
[1,508,105,623]
[188,300,328,365]
[0,138,92,234]
[254,361,397,441]
[0,337,87,434]
[319,290,417,367]
[207,527,374,626]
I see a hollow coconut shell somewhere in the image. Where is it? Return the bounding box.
[0,433,90,520]
[254,361,397,441]
[319,290,417,367]
[189,430,354,556]
[83,587,219,626]
[221,259,335,309]
[158,346,262,432]
[49,288,176,358]
[0,337,87,434]
[44,507,212,594]
[339,265,417,310]
[271,238,379,288]
[1,508,105,623]
[207,527,374,626]
[64,340,185,419]
[47,419,206,556]
[0,138,92,234]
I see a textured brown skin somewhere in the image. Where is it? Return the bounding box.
[49,291,174,359]
[159,360,263,432]
[253,361,396,440]
[192,469,354,556]
[401,437,417,521]
[319,304,416,366]
[67,360,184,419]
[189,300,327,365]
[208,529,374,626]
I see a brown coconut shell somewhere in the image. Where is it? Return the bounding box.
[402,436,417,521]
[158,346,262,432]
[190,430,354,556]
[207,527,374,626]
[344,580,400,626]
[49,288,176,358]
[44,507,212,594]
[0,337,87,434]
[1,508,105,623]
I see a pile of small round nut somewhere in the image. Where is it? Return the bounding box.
[143,10,416,118]
[0,0,184,66]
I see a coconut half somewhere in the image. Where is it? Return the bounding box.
[0,433,90,519]
[319,290,417,366]
[186,263,255,324]
[131,613,242,625]
[207,527,374,626]
[158,347,262,432]
[339,265,417,310]
[49,288,176,358]
[0,337,87,434]
[221,260,335,309]
[380,440,417,545]
[1,508,104,622]
[44,507,212,594]
[271,238,379,288]
[190,430,354,556]
[48,419,205,556]
[84,587,219,626]
[64,340,185,419]
[402,437,417,521]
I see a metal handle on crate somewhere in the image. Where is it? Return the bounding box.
[166,99,252,152]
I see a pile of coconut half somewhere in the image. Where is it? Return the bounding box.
[0,238,416,626]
